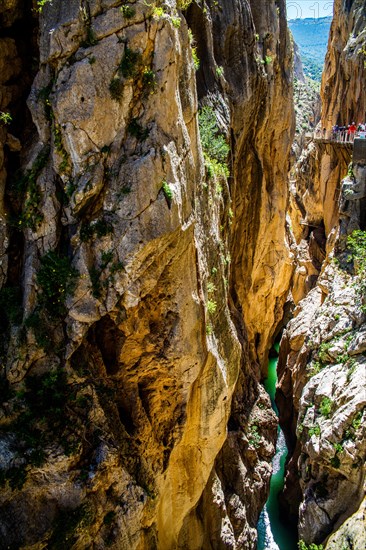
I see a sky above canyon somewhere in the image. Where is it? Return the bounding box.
[286,0,334,19]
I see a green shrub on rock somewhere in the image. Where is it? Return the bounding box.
[319,397,333,418]
[37,251,78,316]
[198,106,229,164]
[298,541,324,550]
[347,230,366,311]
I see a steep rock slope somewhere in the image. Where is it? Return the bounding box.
[279,152,366,545]
[0,1,294,549]
[292,77,320,161]
[287,0,366,307]
[322,0,366,129]
[228,0,294,372]
[180,1,295,547]
[0,0,36,287]
[288,139,351,305]
[278,0,366,545]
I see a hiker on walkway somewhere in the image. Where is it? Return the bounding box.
[357,122,366,139]
[340,126,347,142]
[348,122,357,142]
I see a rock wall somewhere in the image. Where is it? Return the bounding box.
[292,77,320,159]
[321,0,366,130]
[278,0,366,545]
[279,156,366,545]
[0,1,294,549]
[0,0,33,287]
[177,1,294,546]
[228,0,294,372]
[293,39,305,83]
[289,140,351,305]
[288,0,366,307]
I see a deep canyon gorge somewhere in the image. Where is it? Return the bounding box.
[0,1,365,549]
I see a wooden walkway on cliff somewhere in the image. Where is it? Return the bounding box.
[295,138,366,230]
[305,136,366,165]
[313,137,353,164]
[313,138,353,151]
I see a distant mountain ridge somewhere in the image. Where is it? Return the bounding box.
[288,16,332,81]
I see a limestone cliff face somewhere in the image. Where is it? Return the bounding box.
[321,0,366,130]
[289,140,351,305]
[293,40,305,83]
[278,0,366,545]
[288,0,366,307]
[0,1,294,549]
[185,0,294,372]
[228,0,294,372]
[279,159,366,545]
[292,77,320,160]
[178,1,294,546]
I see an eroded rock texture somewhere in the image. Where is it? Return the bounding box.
[289,140,351,304]
[178,1,294,546]
[321,0,366,130]
[288,0,366,307]
[278,0,366,545]
[230,0,294,373]
[279,158,366,546]
[0,1,294,549]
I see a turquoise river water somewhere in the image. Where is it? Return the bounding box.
[257,346,298,550]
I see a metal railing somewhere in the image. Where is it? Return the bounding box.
[313,129,366,143]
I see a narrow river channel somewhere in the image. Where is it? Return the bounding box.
[257,345,298,550]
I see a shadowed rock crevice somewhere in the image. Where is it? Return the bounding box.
[87,314,125,375]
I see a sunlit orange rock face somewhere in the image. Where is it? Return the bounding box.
[321,0,366,131]
[0,1,294,548]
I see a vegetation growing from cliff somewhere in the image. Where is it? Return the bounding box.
[37,251,78,316]
[0,286,23,326]
[119,47,141,79]
[0,369,90,490]
[109,77,124,101]
[0,111,12,125]
[109,45,156,101]
[88,251,124,299]
[199,107,229,163]
[343,410,364,441]
[9,146,49,231]
[161,180,173,201]
[198,106,229,180]
[80,219,113,242]
[298,541,324,550]
[177,0,193,8]
[188,29,199,70]
[359,42,366,68]
[48,503,95,550]
[206,299,217,315]
[36,0,52,13]
[120,3,135,19]
[347,229,366,311]
[22,251,78,351]
[319,397,333,418]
